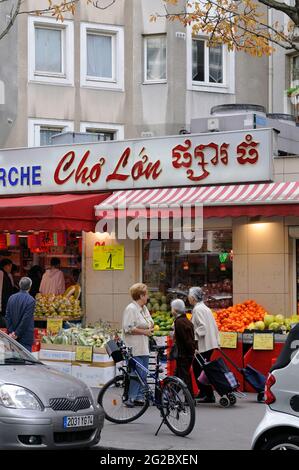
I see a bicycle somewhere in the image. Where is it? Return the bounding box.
[98,341,196,437]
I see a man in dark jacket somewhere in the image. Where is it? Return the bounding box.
[171,299,196,397]
[5,277,35,352]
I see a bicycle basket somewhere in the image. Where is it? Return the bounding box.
[105,340,124,363]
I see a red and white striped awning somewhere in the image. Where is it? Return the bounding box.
[95,182,299,219]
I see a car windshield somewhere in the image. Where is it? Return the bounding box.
[0,332,41,365]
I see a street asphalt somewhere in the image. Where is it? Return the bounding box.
[92,390,265,450]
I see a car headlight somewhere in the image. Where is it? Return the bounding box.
[0,385,43,410]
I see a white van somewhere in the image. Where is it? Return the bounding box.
[252,324,299,450]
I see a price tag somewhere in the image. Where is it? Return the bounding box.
[220,332,238,349]
[93,245,125,271]
[47,319,63,335]
[253,333,274,350]
[75,346,93,362]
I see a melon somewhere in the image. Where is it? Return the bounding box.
[264,314,274,328]
[268,322,280,331]
[255,321,265,331]
[275,314,285,324]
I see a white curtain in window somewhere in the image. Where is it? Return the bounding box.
[192,39,205,82]
[87,34,112,79]
[146,36,166,80]
[209,45,223,83]
[35,28,62,73]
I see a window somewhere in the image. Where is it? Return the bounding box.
[142,230,233,310]
[28,16,74,85]
[192,39,223,84]
[291,55,299,84]
[80,122,124,140]
[35,27,62,75]
[144,35,167,83]
[28,119,74,147]
[81,23,124,90]
[187,29,235,93]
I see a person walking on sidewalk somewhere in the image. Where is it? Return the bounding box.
[189,286,220,403]
[122,283,154,407]
[171,299,196,397]
[5,277,35,352]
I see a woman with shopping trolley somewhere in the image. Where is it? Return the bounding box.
[188,286,220,403]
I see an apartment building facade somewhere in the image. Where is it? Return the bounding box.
[0,0,271,149]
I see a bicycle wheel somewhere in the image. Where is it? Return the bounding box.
[160,377,195,437]
[98,374,149,424]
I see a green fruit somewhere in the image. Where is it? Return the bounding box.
[255,321,265,331]
[147,303,152,311]
[275,314,285,324]
[264,314,274,327]
[161,296,167,304]
[268,322,280,331]
[160,304,167,312]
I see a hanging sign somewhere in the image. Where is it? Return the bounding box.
[220,332,238,349]
[47,319,63,335]
[93,245,125,271]
[253,333,274,350]
[75,346,93,363]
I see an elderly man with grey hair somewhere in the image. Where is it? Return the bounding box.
[188,286,220,403]
[171,298,195,397]
[5,277,35,352]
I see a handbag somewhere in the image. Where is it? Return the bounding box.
[169,343,178,360]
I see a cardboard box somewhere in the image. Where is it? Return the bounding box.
[39,348,75,362]
[72,363,116,387]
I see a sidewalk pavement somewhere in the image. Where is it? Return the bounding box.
[92,390,265,450]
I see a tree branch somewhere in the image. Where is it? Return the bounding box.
[0,0,21,41]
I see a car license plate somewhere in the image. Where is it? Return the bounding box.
[63,415,94,429]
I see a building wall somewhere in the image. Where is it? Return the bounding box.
[83,232,139,326]
[233,217,292,316]
[0,3,18,149]
[0,0,270,149]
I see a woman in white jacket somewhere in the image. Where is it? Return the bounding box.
[189,286,220,403]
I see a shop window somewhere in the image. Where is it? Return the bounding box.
[144,35,167,83]
[143,230,233,310]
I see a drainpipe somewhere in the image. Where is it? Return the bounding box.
[268,7,273,113]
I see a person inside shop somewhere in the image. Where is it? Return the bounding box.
[39,257,65,295]
[189,286,220,403]
[122,283,154,407]
[171,299,196,397]
[0,258,14,328]
[28,265,44,298]
[5,277,35,352]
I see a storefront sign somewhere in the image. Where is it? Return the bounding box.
[93,245,125,270]
[220,331,238,349]
[75,345,93,362]
[47,319,63,335]
[253,333,274,350]
[0,129,274,195]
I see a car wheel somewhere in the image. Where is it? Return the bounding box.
[261,434,299,450]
